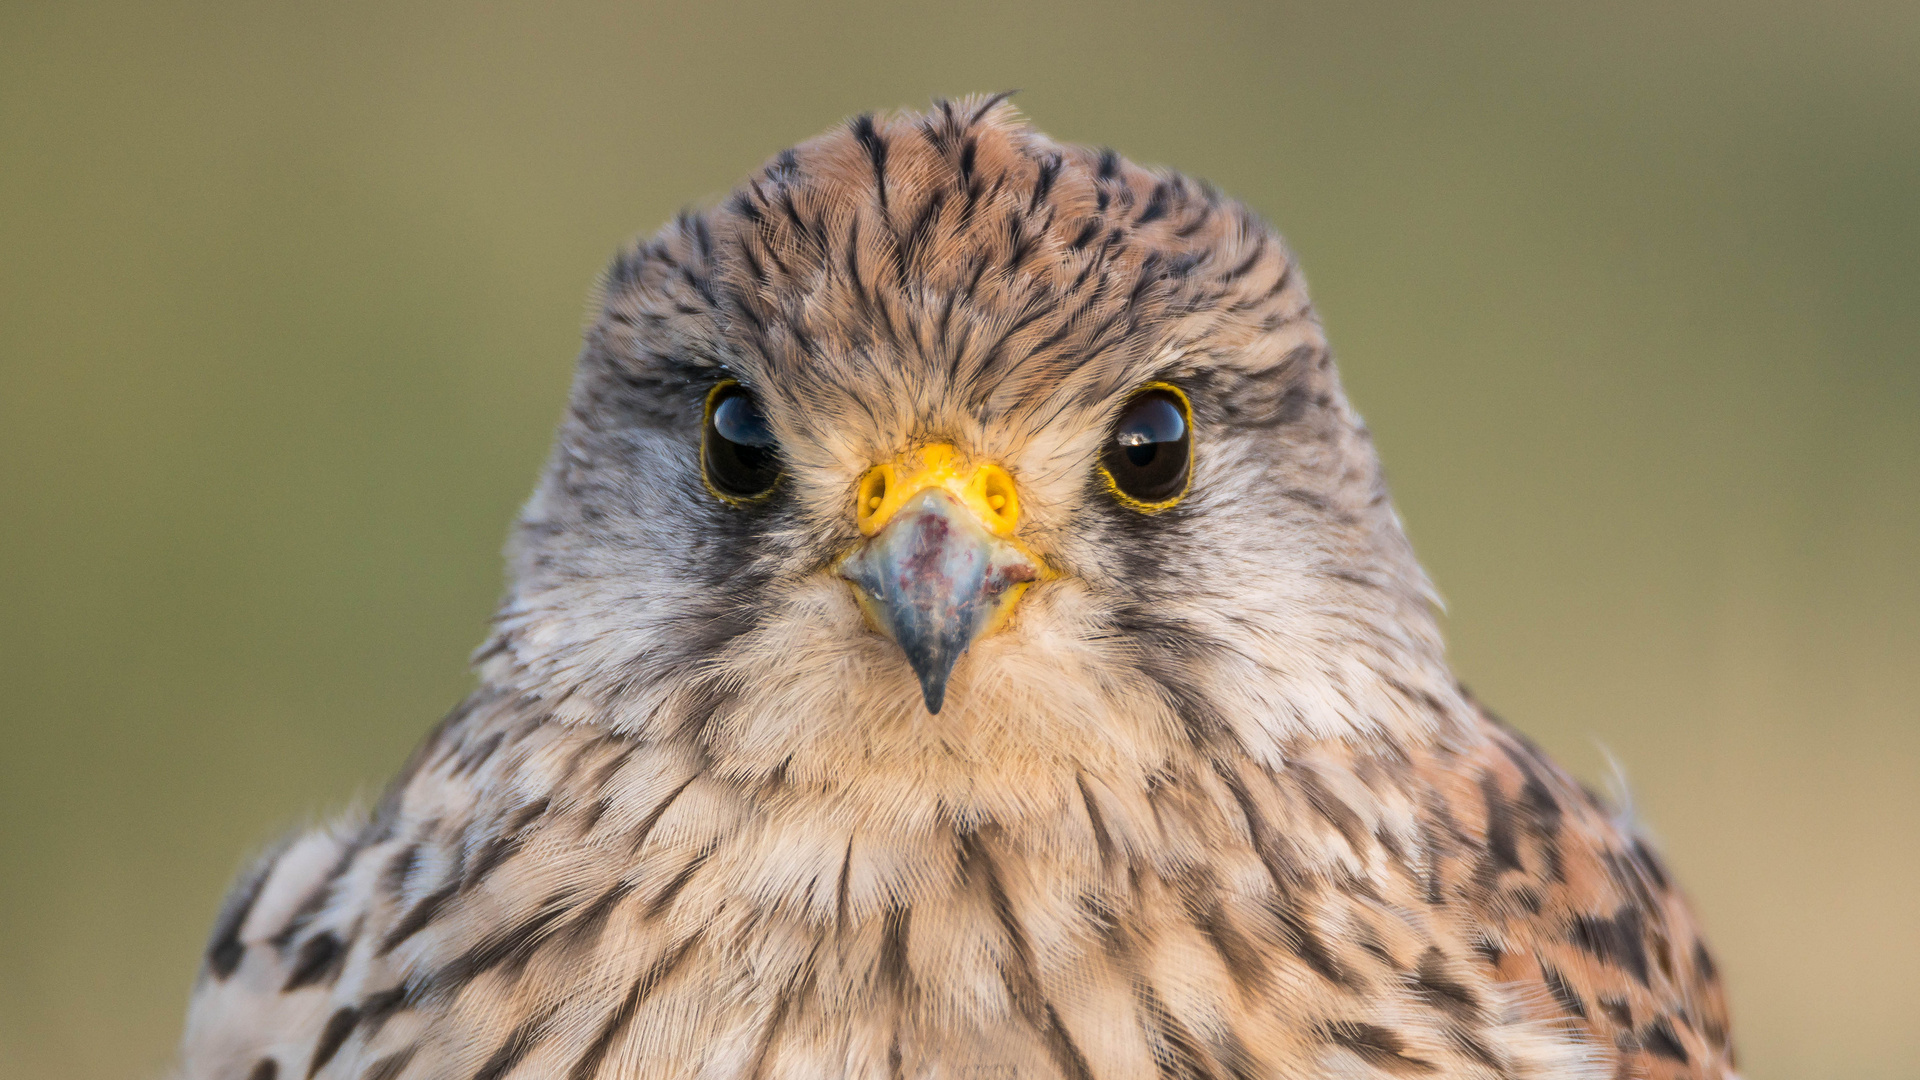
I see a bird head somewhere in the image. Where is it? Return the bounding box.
[488,98,1463,803]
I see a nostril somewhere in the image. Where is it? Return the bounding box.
[978,468,1018,528]
[857,467,890,529]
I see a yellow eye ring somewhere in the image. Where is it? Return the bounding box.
[1098,381,1193,513]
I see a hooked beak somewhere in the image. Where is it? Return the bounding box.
[837,444,1042,714]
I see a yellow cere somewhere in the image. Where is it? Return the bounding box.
[855,443,1022,537]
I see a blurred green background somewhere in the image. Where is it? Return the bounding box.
[3,1,1915,1076]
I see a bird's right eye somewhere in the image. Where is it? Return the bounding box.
[702,381,781,503]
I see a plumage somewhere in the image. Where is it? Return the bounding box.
[177,97,1735,1080]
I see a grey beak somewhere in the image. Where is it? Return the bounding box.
[839,489,1039,713]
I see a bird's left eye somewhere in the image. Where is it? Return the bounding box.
[702,381,781,503]
[1101,384,1192,510]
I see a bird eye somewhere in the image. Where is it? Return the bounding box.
[1100,384,1191,510]
[702,381,781,502]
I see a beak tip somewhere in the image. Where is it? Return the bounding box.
[919,675,949,715]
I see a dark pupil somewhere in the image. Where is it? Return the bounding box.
[1104,390,1189,504]
[706,388,781,498]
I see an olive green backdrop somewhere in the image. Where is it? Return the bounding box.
[3,1,1915,1077]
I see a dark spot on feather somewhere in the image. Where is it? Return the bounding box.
[378,879,458,956]
[1295,766,1367,853]
[628,772,701,855]
[645,848,711,918]
[356,985,409,1041]
[1324,1022,1434,1074]
[451,731,503,778]
[567,880,638,949]
[282,931,347,992]
[307,1006,359,1078]
[1030,154,1061,211]
[416,894,571,1001]
[247,1060,278,1080]
[1642,1016,1690,1064]
[463,834,523,893]
[270,834,370,949]
[852,113,889,210]
[568,938,698,1080]
[1632,837,1673,891]
[1539,962,1587,1019]
[1268,895,1356,991]
[1411,948,1480,1019]
[1137,181,1171,225]
[1692,938,1719,982]
[206,844,281,979]
[360,1047,415,1080]
[1570,907,1652,986]
[472,1004,557,1080]
[969,89,1018,124]
[379,844,419,899]
[880,905,913,995]
[963,833,1095,1080]
[1138,981,1213,1080]
[1076,775,1114,865]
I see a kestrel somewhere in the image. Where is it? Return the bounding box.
[177,97,1735,1080]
